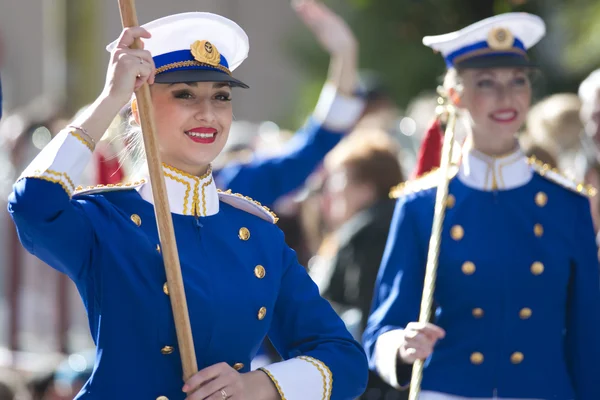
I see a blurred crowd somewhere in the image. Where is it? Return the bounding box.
[1,3,600,400]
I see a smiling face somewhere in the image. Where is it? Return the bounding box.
[455,67,532,155]
[144,81,233,176]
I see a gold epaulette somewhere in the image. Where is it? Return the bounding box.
[217,189,278,224]
[527,156,597,197]
[73,180,146,196]
[389,165,459,199]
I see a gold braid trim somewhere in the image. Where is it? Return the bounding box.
[258,368,286,400]
[156,61,232,76]
[217,189,279,223]
[70,131,94,152]
[528,156,597,197]
[26,169,77,197]
[163,172,192,215]
[74,180,146,194]
[389,165,459,199]
[162,163,212,181]
[201,178,213,217]
[453,47,527,65]
[192,179,200,216]
[298,356,332,400]
[43,169,76,193]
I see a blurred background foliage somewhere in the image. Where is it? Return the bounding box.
[283,0,600,127]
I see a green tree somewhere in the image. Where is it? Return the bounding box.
[283,0,599,126]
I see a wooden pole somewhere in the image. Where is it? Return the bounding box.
[117,0,198,380]
[408,93,457,400]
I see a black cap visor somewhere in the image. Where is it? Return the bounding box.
[154,69,249,89]
[456,54,537,70]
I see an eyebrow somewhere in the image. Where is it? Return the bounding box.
[168,82,231,88]
[474,71,495,78]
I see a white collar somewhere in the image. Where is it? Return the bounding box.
[458,146,532,191]
[137,164,219,217]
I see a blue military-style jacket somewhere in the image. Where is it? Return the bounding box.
[364,148,600,400]
[8,127,368,400]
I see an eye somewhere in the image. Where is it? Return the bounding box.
[214,92,232,102]
[476,79,494,89]
[512,77,528,86]
[173,90,195,99]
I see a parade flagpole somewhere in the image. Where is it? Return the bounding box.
[117,0,199,380]
[408,88,457,400]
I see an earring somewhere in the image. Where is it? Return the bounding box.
[451,93,461,106]
[131,98,138,115]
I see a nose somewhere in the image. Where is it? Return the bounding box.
[496,84,511,107]
[194,99,216,123]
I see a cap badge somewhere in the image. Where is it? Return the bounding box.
[487,27,514,50]
[191,40,221,66]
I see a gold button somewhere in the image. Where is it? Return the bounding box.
[519,308,532,319]
[470,352,484,365]
[161,346,174,355]
[239,227,250,241]
[233,363,244,371]
[257,307,267,320]
[163,282,169,296]
[535,192,547,207]
[451,225,464,240]
[534,224,544,237]
[254,265,266,279]
[156,244,161,253]
[531,262,544,275]
[156,397,169,400]
[462,261,476,275]
[472,308,484,318]
[446,194,456,209]
[511,352,524,364]
[130,214,142,226]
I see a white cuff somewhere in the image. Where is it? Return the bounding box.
[260,356,332,400]
[374,329,407,390]
[18,129,94,197]
[313,82,365,132]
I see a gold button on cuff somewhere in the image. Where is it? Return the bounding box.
[472,308,484,318]
[163,282,169,296]
[257,307,267,320]
[156,397,169,400]
[254,265,266,279]
[534,224,544,237]
[451,225,464,241]
[156,244,161,253]
[519,308,532,319]
[531,262,544,275]
[470,352,484,365]
[233,363,245,371]
[161,346,174,355]
[130,214,142,226]
[239,227,250,241]
[535,192,548,207]
[511,352,524,364]
[446,194,456,209]
[462,261,476,275]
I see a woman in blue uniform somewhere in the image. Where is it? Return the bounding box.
[8,11,368,400]
[363,13,600,400]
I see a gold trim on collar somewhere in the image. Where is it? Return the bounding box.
[162,164,214,216]
[163,163,212,181]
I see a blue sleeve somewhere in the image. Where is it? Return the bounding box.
[7,178,96,281]
[267,237,369,399]
[363,195,426,371]
[566,195,600,400]
[214,118,345,207]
